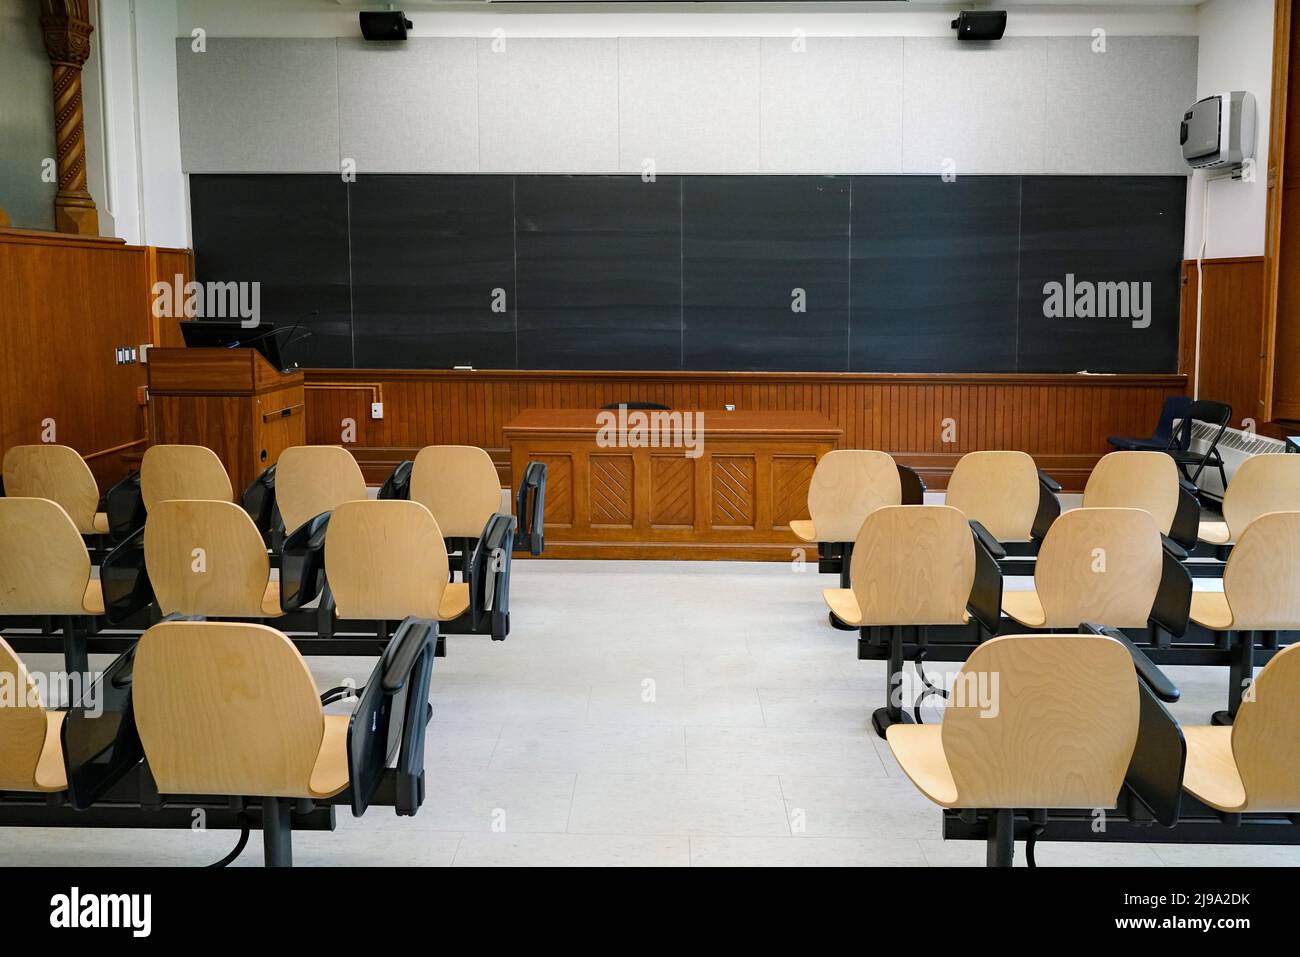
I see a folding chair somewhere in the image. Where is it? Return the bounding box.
[1166,399,1233,491]
[1107,395,1193,453]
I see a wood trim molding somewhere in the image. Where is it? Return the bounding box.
[307,368,1186,388]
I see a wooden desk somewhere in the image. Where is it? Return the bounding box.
[504,409,841,560]
[147,347,304,493]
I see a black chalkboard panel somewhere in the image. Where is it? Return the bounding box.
[515,175,683,370]
[683,176,850,372]
[851,176,1021,373]
[189,173,1188,374]
[349,175,515,369]
[189,174,352,368]
[1017,176,1185,373]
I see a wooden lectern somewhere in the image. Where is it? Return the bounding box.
[146,347,305,494]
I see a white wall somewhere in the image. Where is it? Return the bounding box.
[174,1,1200,40]
[91,0,188,248]
[1184,0,1275,260]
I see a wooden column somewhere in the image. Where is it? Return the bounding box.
[40,0,99,236]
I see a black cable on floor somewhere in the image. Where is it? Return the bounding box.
[1026,823,1047,868]
[207,814,251,868]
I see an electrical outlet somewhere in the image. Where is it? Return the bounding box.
[371,401,384,420]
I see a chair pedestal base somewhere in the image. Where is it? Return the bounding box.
[871,706,912,739]
[1210,710,1234,727]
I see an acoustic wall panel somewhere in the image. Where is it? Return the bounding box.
[902,38,1049,176]
[337,38,479,173]
[175,36,1198,177]
[683,176,850,372]
[618,37,762,174]
[476,38,619,173]
[515,175,683,370]
[349,175,515,369]
[189,174,353,367]
[759,37,904,175]
[1044,37,1198,176]
[850,176,1021,373]
[176,39,340,173]
[1017,176,1186,373]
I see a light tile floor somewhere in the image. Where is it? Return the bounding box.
[2,559,1295,867]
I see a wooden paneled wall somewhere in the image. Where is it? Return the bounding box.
[303,369,1187,491]
[0,229,192,489]
[1179,256,1272,435]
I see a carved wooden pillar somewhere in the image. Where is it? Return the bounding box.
[40,0,99,236]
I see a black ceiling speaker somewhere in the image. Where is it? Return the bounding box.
[951,11,1008,41]
[360,11,413,41]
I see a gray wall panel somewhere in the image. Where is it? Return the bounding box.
[477,37,618,173]
[760,37,903,174]
[902,37,1049,175]
[175,35,1198,177]
[619,37,761,174]
[338,38,478,173]
[1044,37,1198,175]
[177,38,340,173]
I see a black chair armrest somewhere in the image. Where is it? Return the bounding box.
[105,470,146,543]
[241,464,278,538]
[966,526,1004,636]
[99,526,155,626]
[515,461,547,556]
[1149,547,1193,640]
[1167,480,1202,552]
[968,520,1006,561]
[280,512,330,612]
[61,646,144,811]
[1160,534,1189,562]
[378,460,413,501]
[897,464,927,505]
[1079,623,1180,703]
[467,513,517,639]
[347,617,436,817]
[1031,471,1062,542]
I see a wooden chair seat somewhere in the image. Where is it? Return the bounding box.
[308,714,352,799]
[1189,591,1234,630]
[81,580,105,616]
[789,519,817,543]
[1001,589,1047,628]
[885,724,959,806]
[1181,725,1246,812]
[1197,519,1231,546]
[821,587,862,626]
[92,512,110,534]
[440,582,470,621]
[35,712,68,792]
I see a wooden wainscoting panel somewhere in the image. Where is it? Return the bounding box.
[711,455,757,529]
[305,369,1188,493]
[589,453,634,527]
[650,455,694,528]
[1180,257,1269,432]
[770,454,816,530]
